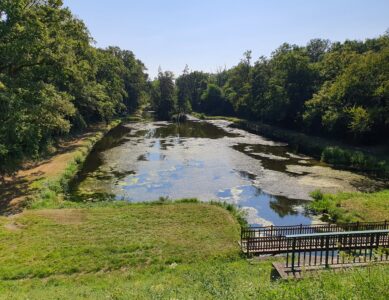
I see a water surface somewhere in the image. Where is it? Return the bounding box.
[70,119,380,226]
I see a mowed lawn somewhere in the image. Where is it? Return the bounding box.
[0,202,388,299]
[0,203,240,280]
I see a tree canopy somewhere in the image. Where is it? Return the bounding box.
[1,1,388,176]
[0,0,149,175]
[174,33,389,145]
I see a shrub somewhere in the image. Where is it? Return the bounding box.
[321,146,389,177]
[310,189,324,200]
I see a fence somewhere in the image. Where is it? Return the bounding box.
[241,221,389,255]
[284,229,389,272]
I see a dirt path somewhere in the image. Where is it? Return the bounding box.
[0,124,108,215]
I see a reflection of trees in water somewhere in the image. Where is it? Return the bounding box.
[153,121,238,139]
[94,125,132,151]
[269,195,308,218]
[232,143,303,174]
[69,125,133,191]
[237,170,257,180]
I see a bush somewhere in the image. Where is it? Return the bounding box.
[310,189,324,200]
[321,147,351,165]
[321,146,389,177]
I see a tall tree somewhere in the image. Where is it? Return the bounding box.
[0,0,149,176]
[151,70,176,120]
[176,65,192,114]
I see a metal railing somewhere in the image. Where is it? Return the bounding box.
[241,221,389,239]
[285,230,389,271]
[241,221,389,255]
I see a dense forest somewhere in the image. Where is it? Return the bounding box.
[153,33,389,146]
[1,0,388,177]
[0,0,149,175]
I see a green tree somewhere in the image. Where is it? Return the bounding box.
[176,65,193,114]
[201,84,232,115]
[151,70,176,120]
[176,70,208,112]
[0,0,149,176]
[223,51,253,117]
[267,44,317,127]
[304,47,389,142]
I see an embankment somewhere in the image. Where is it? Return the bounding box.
[230,120,389,179]
[0,120,122,214]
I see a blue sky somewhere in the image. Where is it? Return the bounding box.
[63,0,388,79]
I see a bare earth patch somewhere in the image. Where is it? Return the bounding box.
[4,222,26,231]
[34,209,87,225]
[0,124,108,214]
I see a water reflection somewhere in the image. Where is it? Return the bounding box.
[217,184,311,226]
[70,119,363,226]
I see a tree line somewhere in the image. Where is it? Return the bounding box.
[0,0,149,175]
[1,1,388,177]
[153,33,389,146]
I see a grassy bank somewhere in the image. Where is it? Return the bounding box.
[235,120,389,178]
[0,120,123,215]
[0,201,388,299]
[1,112,388,299]
[28,107,150,211]
[27,120,122,210]
[310,189,389,223]
[1,106,149,214]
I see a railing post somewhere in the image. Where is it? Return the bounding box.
[291,238,296,272]
[325,235,330,268]
[286,238,289,267]
[369,233,375,261]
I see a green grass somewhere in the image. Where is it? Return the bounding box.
[1,260,388,300]
[27,120,121,210]
[0,202,240,280]
[2,110,389,298]
[321,146,389,177]
[0,201,388,299]
[310,189,389,222]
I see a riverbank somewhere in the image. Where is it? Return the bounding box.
[193,113,389,226]
[237,121,389,179]
[310,189,389,223]
[0,200,388,299]
[0,120,122,214]
[0,106,149,214]
[193,113,389,179]
[1,114,388,298]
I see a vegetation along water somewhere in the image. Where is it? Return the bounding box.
[0,1,388,299]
